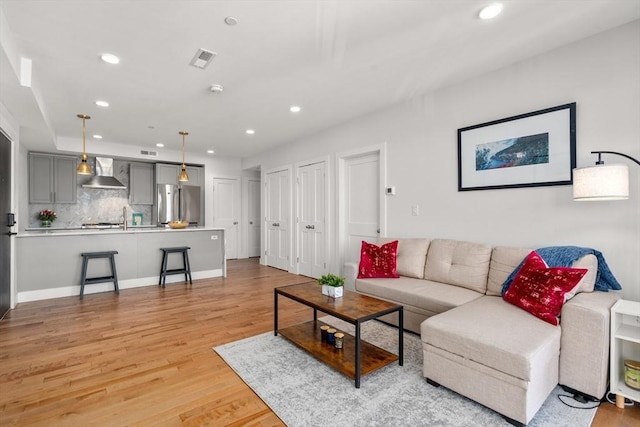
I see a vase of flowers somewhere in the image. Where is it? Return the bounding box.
[318,273,345,298]
[38,209,57,227]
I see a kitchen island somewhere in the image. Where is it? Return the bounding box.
[16,227,225,302]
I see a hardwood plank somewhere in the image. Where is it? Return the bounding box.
[0,258,637,426]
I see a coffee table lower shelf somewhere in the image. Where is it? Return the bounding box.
[277,320,398,381]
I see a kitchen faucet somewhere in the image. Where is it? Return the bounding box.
[122,206,128,231]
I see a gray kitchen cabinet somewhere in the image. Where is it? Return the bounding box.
[186,166,203,187]
[156,163,181,185]
[129,162,155,205]
[156,163,203,187]
[29,153,77,203]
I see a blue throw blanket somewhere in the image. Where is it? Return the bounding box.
[501,246,622,295]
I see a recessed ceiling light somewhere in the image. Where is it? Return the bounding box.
[207,150,215,154]
[95,100,109,107]
[479,3,503,20]
[210,84,224,93]
[224,16,238,26]
[156,143,165,147]
[93,134,102,139]
[289,105,301,113]
[100,53,120,64]
[246,129,255,135]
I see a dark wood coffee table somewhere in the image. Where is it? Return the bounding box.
[274,282,403,388]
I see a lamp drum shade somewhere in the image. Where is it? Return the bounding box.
[573,164,629,201]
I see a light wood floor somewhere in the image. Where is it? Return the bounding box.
[1,258,638,426]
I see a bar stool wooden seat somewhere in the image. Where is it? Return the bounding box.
[80,251,119,299]
[159,246,192,287]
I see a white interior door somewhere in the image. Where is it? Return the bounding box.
[298,161,326,278]
[265,169,289,270]
[344,153,380,264]
[247,178,261,258]
[213,177,240,259]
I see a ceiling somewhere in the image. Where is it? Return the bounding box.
[1,0,639,160]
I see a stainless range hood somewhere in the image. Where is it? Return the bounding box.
[82,157,127,189]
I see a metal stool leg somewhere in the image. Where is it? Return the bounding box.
[110,254,120,295]
[80,255,89,299]
[182,249,193,285]
[159,250,168,287]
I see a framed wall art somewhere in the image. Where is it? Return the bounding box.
[458,102,576,191]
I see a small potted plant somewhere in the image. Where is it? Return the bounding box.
[318,273,345,298]
[37,209,57,227]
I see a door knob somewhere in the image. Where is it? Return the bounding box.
[309,225,315,230]
[233,221,238,225]
[249,221,253,225]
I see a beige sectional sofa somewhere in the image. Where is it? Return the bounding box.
[345,238,621,426]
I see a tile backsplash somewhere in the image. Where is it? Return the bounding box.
[29,159,153,227]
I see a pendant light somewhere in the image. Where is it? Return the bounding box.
[178,131,190,182]
[76,114,92,175]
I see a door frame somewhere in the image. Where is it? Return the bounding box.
[0,126,17,314]
[293,155,331,276]
[336,143,387,273]
[261,165,294,270]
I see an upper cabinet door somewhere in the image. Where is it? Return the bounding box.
[29,154,54,203]
[53,156,77,203]
[130,163,155,205]
[156,163,181,185]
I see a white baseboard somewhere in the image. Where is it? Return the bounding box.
[17,269,224,303]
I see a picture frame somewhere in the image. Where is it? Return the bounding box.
[458,102,576,191]
[132,212,143,226]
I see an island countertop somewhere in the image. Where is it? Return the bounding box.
[19,226,224,237]
[16,227,226,303]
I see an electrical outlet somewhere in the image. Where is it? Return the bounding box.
[411,205,419,216]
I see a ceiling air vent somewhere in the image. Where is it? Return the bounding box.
[140,150,158,157]
[189,48,216,69]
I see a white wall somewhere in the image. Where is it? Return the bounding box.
[245,21,640,301]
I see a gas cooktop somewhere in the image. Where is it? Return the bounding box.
[81,222,123,229]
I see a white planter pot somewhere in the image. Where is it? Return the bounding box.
[322,285,343,298]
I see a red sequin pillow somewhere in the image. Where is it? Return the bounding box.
[357,240,400,279]
[503,251,587,326]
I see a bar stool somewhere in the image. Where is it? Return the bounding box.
[80,251,119,299]
[159,246,192,287]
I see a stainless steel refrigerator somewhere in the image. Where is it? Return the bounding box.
[157,184,201,226]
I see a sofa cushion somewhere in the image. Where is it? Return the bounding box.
[357,240,399,278]
[424,239,492,293]
[379,238,431,279]
[421,296,561,381]
[356,277,483,316]
[571,254,597,293]
[502,251,587,326]
[487,246,532,296]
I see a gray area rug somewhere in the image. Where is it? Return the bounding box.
[214,316,597,427]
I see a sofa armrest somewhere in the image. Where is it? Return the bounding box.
[559,291,622,399]
[343,262,358,292]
